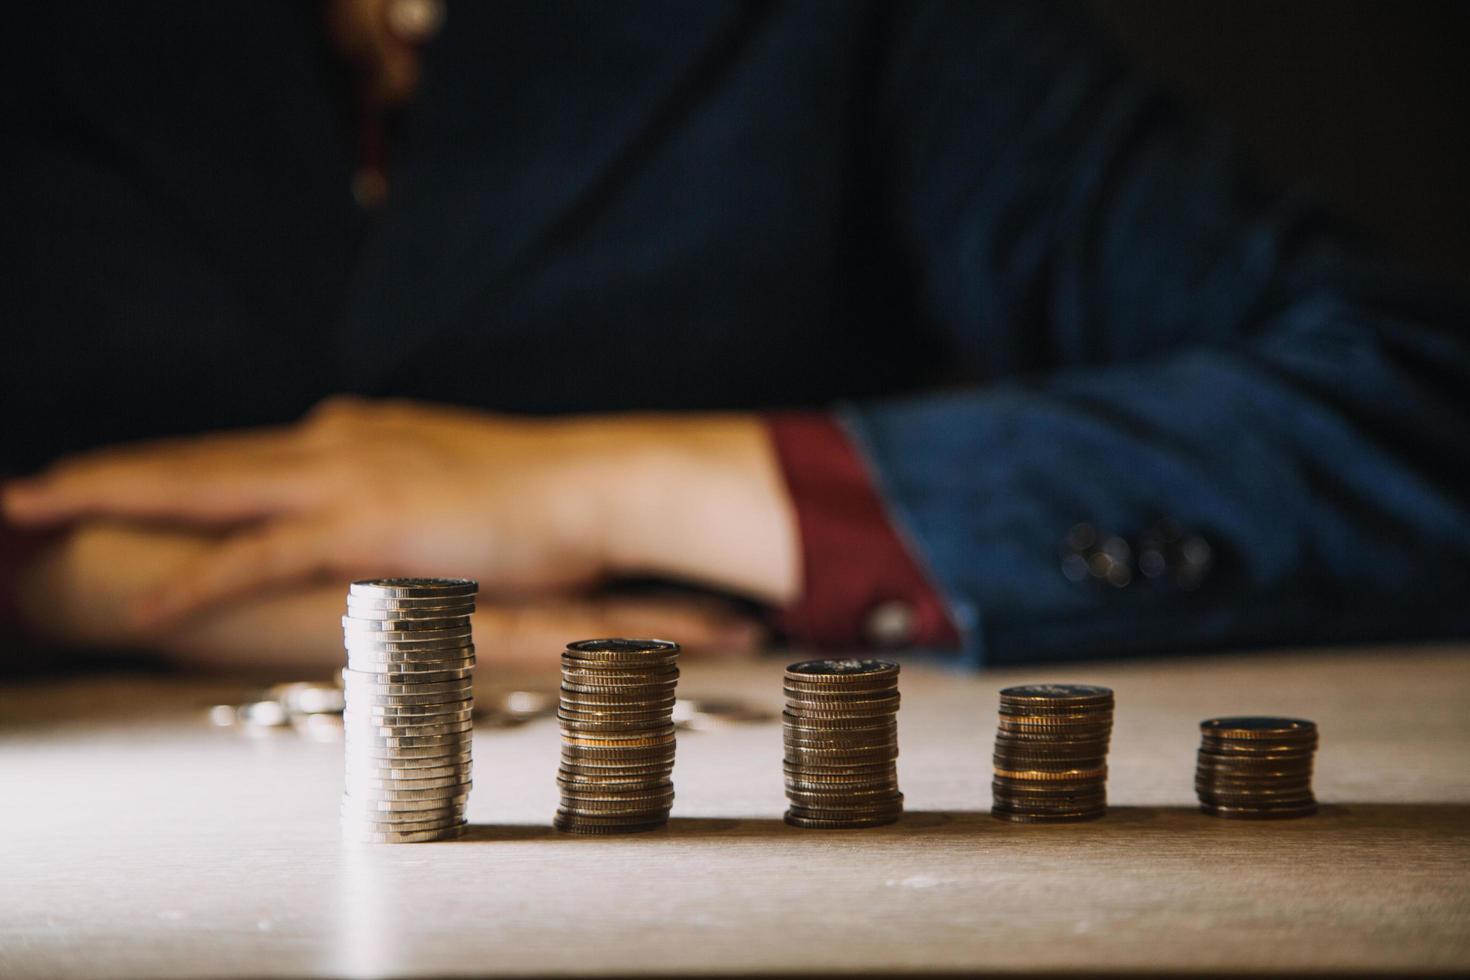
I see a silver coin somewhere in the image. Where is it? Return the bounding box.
[349,578,478,599]
[341,801,468,820]
[342,666,473,686]
[338,667,470,690]
[352,699,474,718]
[341,823,467,844]
[348,772,472,791]
[345,743,473,762]
[339,617,467,631]
[340,799,465,820]
[345,606,475,623]
[346,762,473,781]
[343,746,470,769]
[342,690,470,705]
[345,732,473,751]
[347,658,477,677]
[342,791,470,812]
[344,711,476,730]
[342,625,474,644]
[340,796,465,815]
[346,593,478,610]
[346,647,477,666]
[344,689,474,707]
[346,662,475,680]
[344,718,475,738]
[345,603,475,620]
[346,753,473,770]
[342,615,472,633]
[344,748,474,767]
[340,812,466,833]
[347,696,475,712]
[345,726,473,744]
[341,640,473,655]
[346,782,472,802]
[347,708,475,728]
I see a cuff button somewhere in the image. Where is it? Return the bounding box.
[864,600,916,648]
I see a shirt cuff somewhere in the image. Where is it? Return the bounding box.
[0,521,47,642]
[763,412,961,651]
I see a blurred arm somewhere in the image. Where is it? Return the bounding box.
[843,1,1470,664]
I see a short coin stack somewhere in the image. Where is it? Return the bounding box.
[991,683,1113,823]
[783,659,903,829]
[340,578,478,843]
[1196,716,1318,819]
[555,639,680,834]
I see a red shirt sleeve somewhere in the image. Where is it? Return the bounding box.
[0,522,46,641]
[763,412,961,651]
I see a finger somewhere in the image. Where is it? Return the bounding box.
[480,595,766,664]
[4,443,315,527]
[131,519,339,628]
[155,578,348,673]
[594,596,766,652]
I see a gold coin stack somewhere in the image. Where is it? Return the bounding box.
[555,639,680,834]
[340,577,477,844]
[783,659,903,829]
[991,683,1113,823]
[1196,716,1318,819]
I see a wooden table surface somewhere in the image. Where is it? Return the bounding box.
[2,644,1468,978]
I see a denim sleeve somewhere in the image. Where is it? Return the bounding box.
[852,1,1470,665]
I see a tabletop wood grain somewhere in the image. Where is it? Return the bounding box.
[2,644,1468,978]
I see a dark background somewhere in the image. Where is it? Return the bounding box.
[1090,0,1470,297]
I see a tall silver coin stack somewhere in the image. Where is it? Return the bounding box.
[991,683,1113,823]
[783,659,904,829]
[555,639,680,835]
[341,578,478,844]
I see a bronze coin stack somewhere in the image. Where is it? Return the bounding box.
[991,683,1113,823]
[1196,717,1318,819]
[555,639,680,834]
[783,659,903,829]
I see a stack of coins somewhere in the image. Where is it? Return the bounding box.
[991,683,1113,823]
[340,578,478,843]
[783,659,903,829]
[555,639,680,834]
[1196,716,1318,819]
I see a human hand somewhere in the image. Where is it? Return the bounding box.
[4,398,798,630]
[15,521,765,672]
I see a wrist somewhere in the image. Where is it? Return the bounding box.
[595,414,800,605]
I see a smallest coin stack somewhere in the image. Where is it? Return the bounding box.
[1196,717,1318,819]
[555,639,680,834]
[992,683,1113,823]
[783,659,903,829]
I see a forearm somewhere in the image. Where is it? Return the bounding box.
[597,414,800,607]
